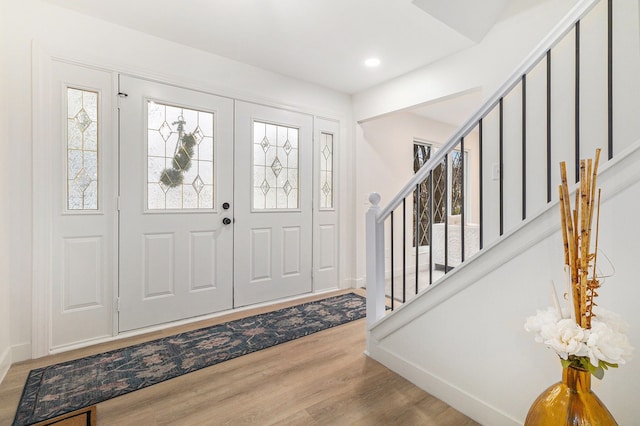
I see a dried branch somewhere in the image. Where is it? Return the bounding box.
[557,151,602,329]
[558,186,570,266]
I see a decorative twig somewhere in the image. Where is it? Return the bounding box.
[558,150,601,329]
[588,149,602,232]
[558,186,570,266]
[585,188,603,327]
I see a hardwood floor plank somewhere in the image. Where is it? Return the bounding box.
[0,291,479,425]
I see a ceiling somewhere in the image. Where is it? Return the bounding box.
[42,0,517,95]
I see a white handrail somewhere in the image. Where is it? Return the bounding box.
[376,0,600,223]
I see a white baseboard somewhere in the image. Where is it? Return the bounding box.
[342,277,365,288]
[369,344,521,426]
[0,346,11,385]
[352,277,365,288]
[12,342,31,363]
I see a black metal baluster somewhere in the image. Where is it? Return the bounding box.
[390,211,394,311]
[460,138,465,263]
[428,170,434,285]
[547,50,552,203]
[444,154,449,272]
[608,0,613,160]
[499,98,504,236]
[522,74,527,221]
[479,119,484,250]
[415,184,419,294]
[402,198,406,303]
[575,20,581,183]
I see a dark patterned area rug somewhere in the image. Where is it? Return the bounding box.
[13,293,366,425]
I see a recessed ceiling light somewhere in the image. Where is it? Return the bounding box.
[364,58,381,68]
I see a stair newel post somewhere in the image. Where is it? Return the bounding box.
[366,192,385,352]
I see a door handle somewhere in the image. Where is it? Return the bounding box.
[223,217,232,225]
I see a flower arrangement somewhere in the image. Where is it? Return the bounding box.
[525,149,633,379]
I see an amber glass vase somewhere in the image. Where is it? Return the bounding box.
[525,366,617,425]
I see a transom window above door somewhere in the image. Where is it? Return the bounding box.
[252,121,299,210]
[147,101,215,210]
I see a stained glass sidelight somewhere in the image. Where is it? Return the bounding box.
[253,121,299,209]
[147,101,214,210]
[319,132,334,209]
[67,88,99,210]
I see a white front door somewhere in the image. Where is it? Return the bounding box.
[43,65,339,350]
[118,76,234,331]
[233,101,313,306]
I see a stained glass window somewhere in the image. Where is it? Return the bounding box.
[450,150,464,215]
[319,132,334,209]
[252,121,299,210]
[412,142,466,246]
[67,88,98,210]
[147,101,214,210]
[413,143,441,247]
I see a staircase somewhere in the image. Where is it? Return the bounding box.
[364,0,640,424]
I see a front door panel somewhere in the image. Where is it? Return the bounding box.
[233,101,313,306]
[118,77,234,331]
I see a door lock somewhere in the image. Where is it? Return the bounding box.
[223,217,232,225]
[222,202,230,210]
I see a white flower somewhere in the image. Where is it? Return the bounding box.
[525,307,560,343]
[542,318,588,360]
[592,306,629,334]
[586,319,633,366]
[525,305,634,372]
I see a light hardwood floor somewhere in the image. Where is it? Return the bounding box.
[0,290,479,425]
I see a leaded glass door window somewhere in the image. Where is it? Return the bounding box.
[67,88,99,210]
[319,132,334,209]
[147,101,215,210]
[252,121,299,210]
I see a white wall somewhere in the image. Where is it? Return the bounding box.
[358,112,457,208]
[352,0,580,122]
[0,0,13,382]
[370,142,640,425]
[5,0,353,361]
